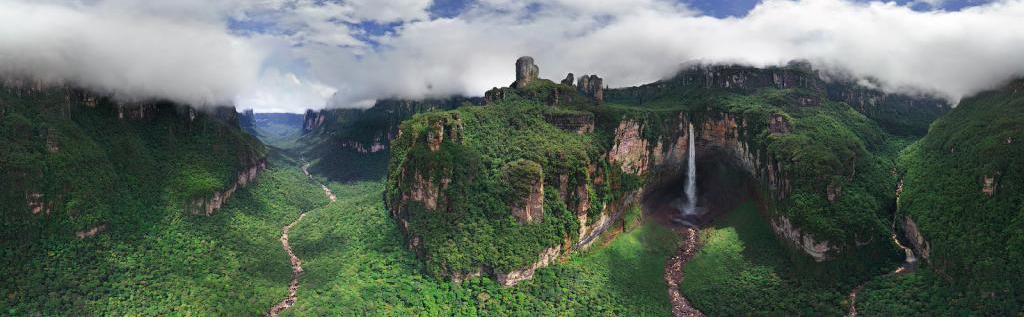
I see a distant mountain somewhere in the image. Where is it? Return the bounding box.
[296,97,481,181]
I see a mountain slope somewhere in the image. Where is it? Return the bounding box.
[384,59,947,293]
[885,79,1024,314]
[0,83,327,315]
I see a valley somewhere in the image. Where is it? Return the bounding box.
[2,56,1021,316]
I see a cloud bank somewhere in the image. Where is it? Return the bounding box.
[2,0,1023,112]
[0,1,263,106]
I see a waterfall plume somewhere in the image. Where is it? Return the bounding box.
[684,122,697,215]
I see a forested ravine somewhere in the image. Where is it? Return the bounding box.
[267,163,337,317]
[665,227,706,317]
[846,222,918,316]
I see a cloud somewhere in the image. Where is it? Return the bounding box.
[0,0,264,106]
[302,0,1024,108]
[3,0,1023,112]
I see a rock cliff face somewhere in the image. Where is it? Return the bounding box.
[577,74,604,104]
[825,80,950,135]
[302,109,327,134]
[607,63,950,134]
[543,112,594,134]
[2,80,266,243]
[601,113,837,259]
[513,56,540,89]
[900,216,931,260]
[187,159,267,216]
[386,59,927,285]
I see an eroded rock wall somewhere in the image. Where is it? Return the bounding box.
[187,159,267,216]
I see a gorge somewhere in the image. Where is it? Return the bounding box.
[3,56,1022,316]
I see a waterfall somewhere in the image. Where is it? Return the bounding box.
[684,122,697,215]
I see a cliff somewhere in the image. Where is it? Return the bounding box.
[0,81,266,243]
[895,78,1024,312]
[297,97,480,181]
[385,57,929,285]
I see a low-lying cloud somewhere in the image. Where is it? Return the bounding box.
[2,0,1024,112]
[0,1,263,106]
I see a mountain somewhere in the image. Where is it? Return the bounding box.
[860,78,1024,314]
[0,81,280,315]
[296,97,481,181]
[383,56,951,309]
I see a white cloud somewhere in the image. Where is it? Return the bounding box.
[235,68,337,113]
[304,0,1024,108]
[0,0,263,106]
[2,0,1024,113]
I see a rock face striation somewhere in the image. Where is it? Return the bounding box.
[386,57,929,285]
[1,80,267,242]
[513,56,540,89]
[187,159,267,216]
[577,74,604,104]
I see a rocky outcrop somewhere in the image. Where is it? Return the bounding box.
[825,78,950,136]
[187,160,267,215]
[238,109,256,133]
[75,224,107,239]
[608,63,825,100]
[561,73,575,86]
[543,112,594,134]
[484,87,511,104]
[511,177,544,224]
[45,128,60,153]
[513,56,540,89]
[425,114,463,152]
[901,216,931,260]
[26,192,53,215]
[116,103,159,121]
[302,109,326,134]
[577,74,604,104]
[771,216,832,261]
[768,114,792,134]
[609,120,653,175]
[982,175,997,197]
[340,139,387,153]
[495,245,561,286]
[403,172,443,211]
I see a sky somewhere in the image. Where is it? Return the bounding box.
[0,0,1022,113]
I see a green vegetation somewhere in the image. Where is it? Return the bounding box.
[866,79,1024,314]
[855,270,973,316]
[286,180,679,316]
[609,85,900,249]
[298,98,473,182]
[388,101,631,276]
[249,113,306,149]
[1,153,328,315]
[682,202,887,316]
[387,64,916,297]
[0,86,330,315]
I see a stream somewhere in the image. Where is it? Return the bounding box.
[266,163,337,317]
[846,219,918,317]
[665,227,706,317]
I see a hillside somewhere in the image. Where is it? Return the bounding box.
[856,79,1024,315]
[384,57,949,306]
[296,97,479,182]
[0,83,314,315]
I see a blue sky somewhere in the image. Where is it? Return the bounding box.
[252,0,998,51]
[683,0,992,17]
[427,0,996,19]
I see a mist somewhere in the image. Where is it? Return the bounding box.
[2,0,1024,112]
